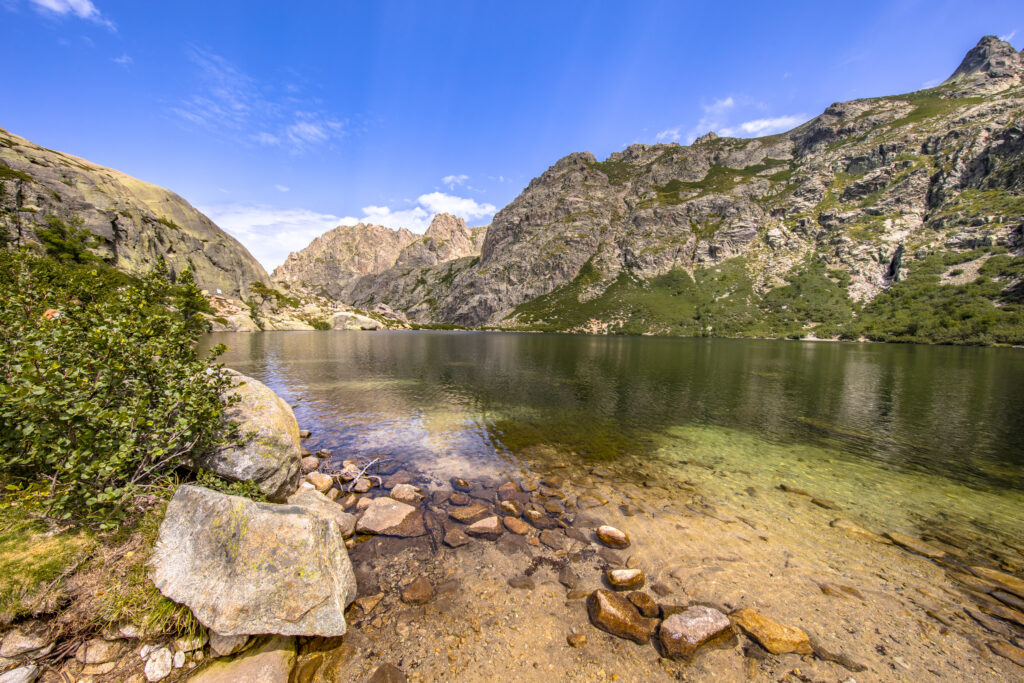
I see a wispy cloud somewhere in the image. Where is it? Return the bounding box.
[112,53,131,67]
[655,128,680,142]
[173,47,345,153]
[29,0,113,29]
[274,184,290,193]
[657,96,805,144]
[442,174,469,189]
[1000,30,1017,42]
[203,191,498,270]
[720,114,806,137]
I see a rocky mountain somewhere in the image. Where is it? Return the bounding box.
[272,222,417,299]
[0,127,267,297]
[334,36,1024,344]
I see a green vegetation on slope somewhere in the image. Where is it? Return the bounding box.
[510,248,1024,346]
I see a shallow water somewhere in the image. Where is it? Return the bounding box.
[200,331,1024,552]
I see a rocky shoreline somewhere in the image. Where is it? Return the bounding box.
[1,373,1022,682]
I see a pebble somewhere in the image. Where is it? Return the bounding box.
[731,608,812,655]
[0,630,48,658]
[324,488,340,501]
[626,555,641,569]
[542,475,565,488]
[587,589,658,643]
[299,456,320,473]
[209,632,249,657]
[401,577,434,605]
[449,503,491,524]
[144,647,173,682]
[567,633,587,648]
[663,607,732,660]
[503,516,531,535]
[540,529,565,550]
[173,650,186,668]
[466,516,504,540]
[607,568,645,590]
[443,527,471,548]
[596,525,630,549]
[390,483,423,504]
[627,591,659,617]
[448,492,470,506]
[499,500,522,516]
[383,470,414,488]
[354,593,385,615]
[566,589,589,600]
[75,638,121,665]
[0,666,39,683]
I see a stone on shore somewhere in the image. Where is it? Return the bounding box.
[587,589,658,643]
[659,606,732,658]
[596,525,630,549]
[188,370,302,501]
[731,608,812,655]
[209,632,250,658]
[286,488,356,538]
[356,497,426,537]
[144,647,172,682]
[299,456,320,474]
[0,667,39,683]
[306,471,334,494]
[188,636,295,683]
[0,630,48,658]
[75,638,121,665]
[466,516,504,540]
[150,486,357,637]
[607,568,645,590]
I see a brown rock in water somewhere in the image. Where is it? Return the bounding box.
[443,527,471,548]
[383,470,414,488]
[587,589,658,643]
[401,577,433,605]
[299,456,320,474]
[324,488,339,501]
[885,531,947,559]
[449,503,490,524]
[499,500,522,516]
[576,494,607,509]
[567,633,587,648]
[778,483,811,496]
[356,497,426,537]
[508,576,535,590]
[497,481,521,500]
[368,662,408,683]
[354,593,384,615]
[650,582,674,597]
[542,474,565,488]
[390,483,423,504]
[450,477,472,492]
[559,565,579,589]
[607,568,645,590]
[503,516,531,535]
[731,608,812,655]
[829,518,888,543]
[448,491,470,506]
[596,525,630,549]
[988,639,1024,668]
[660,606,732,658]
[525,509,558,529]
[971,566,1024,599]
[352,477,373,493]
[811,498,840,510]
[298,429,312,439]
[306,472,333,493]
[540,529,565,550]
[627,591,659,618]
[543,500,564,515]
[466,516,504,540]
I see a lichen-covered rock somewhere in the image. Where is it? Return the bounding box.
[188,370,301,501]
[286,488,356,538]
[150,486,357,637]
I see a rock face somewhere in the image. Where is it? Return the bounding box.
[188,370,301,501]
[150,486,358,637]
[659,606,732,658]
[294,37,1024,343]
[0,127,267,298]
[272,223,417,299]
[587,589,658,643]
[731,608,812,655]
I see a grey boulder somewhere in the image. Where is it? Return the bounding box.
[150,486,357,637]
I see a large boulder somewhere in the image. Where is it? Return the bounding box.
[286,489,356,537]
[188,370,301,501]
[150,486,357,637]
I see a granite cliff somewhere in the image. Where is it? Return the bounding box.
[0,127,267,298]
[314,36,1024,343]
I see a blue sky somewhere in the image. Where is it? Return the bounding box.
[1,0,1021,270]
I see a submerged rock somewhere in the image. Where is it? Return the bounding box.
[150,486,357,637]
[188,636,295,682]
[885,531,947,559]
[401,577,434,605]
[390,483,423,504]
[443,527,471,548]
[188,371,302,501]
[659,606,732,658]
[596,525,630,549]
[587,589,658,643]
[829,518,887,543]
[503,516,531,535]
[607,568,645,590]
[627,591,659,618]
[368,663,408,683]
[731,608,812,655]
[448,492,470,506]
[466,516,504,540]
[357,497,426,537]
[449,503,490,524]
[971,566,1024,598]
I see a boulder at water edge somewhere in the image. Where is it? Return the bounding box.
[187,370,301,501]
[150,486,357,637]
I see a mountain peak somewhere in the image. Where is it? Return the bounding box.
[942,36,1023,93]
[424,212,468,239]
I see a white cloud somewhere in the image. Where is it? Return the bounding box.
[442,174,469,189]
[719,114,806,137]
[1000,30,1017,42]
[203,191,498,270]
[656,128,680,141]
[274,184,290,193]
[30,0,113,28]
[173,47,345,153]
[112,53,131,66]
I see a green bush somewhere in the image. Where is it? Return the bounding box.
[0,248,234,527]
